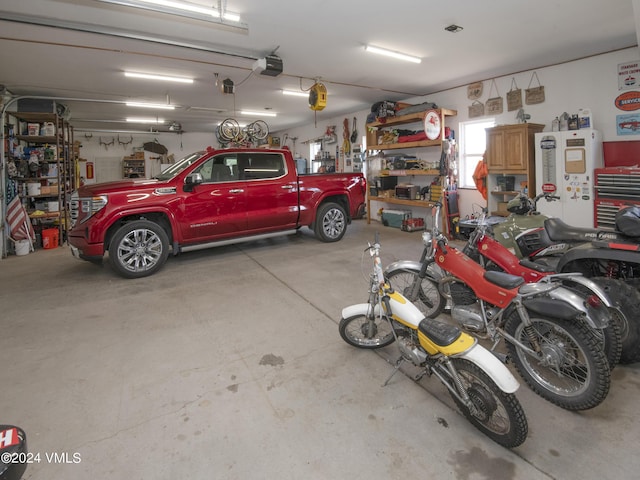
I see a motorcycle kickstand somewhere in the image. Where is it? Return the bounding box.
[382,356,406,387]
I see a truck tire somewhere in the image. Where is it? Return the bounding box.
[314,202,347,242]
[108,220,170,279]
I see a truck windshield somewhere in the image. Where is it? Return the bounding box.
[153,151,206,180]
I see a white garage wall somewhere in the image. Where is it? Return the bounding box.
[76,47,640,219]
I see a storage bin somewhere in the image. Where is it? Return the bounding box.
[381,209,412,228]
[42,228,59,249]
[27,182,41,196]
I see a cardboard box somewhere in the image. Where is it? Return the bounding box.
[381,209,411,228]
[497,202,509,211]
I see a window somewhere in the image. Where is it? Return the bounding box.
[193,155,237,182]
[459,119,495,188]
[242,153,286,180]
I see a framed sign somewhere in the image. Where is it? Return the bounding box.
[423,110,441,140]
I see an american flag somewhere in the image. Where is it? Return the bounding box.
[5,195,35,241]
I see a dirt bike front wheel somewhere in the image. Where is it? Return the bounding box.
[505,314,610,410]
[447,358,528,449]
[339,313,396,349]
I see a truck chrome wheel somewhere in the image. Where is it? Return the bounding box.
[315,202,347,242]
[109,220,170,278]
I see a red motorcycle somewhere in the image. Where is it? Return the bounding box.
[385,203,612,411]
[461,210,622,368]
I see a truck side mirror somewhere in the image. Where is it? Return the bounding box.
[184,172,203,191]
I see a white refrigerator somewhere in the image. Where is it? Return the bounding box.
[534,129,603,228]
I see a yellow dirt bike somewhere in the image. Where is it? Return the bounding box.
[339,233,528,448]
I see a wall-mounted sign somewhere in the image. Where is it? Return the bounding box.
[618,61,640,90]
[614,91,640,111]
[617,113,640,136]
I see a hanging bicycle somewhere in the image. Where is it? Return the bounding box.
[216,118,269,146]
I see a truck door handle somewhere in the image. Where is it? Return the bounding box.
[229,189,244,193]
[281,185,295,190]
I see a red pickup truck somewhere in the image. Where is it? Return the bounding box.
[68,147,366,278]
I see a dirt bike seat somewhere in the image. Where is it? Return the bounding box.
[519,258,556,273]
[483,270,525,289]
[544,217,599,242]
[418,318,462,347]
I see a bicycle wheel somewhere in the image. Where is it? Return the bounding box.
[219,118,240,141]
[248,120,269,140]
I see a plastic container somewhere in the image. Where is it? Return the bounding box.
[42,228,59,249]
[14,239,31,256]
[27,182,41,196]
[47,201,60,212]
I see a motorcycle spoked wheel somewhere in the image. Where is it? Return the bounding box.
[504,314,610,410]
[385,269,445,319]
[447,358,528,449]
[339,314,397,349]
[592,277,640,364]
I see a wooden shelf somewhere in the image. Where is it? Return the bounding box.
[369,196,435,208]
[29,211,62,219]
[490,190,520,196]
[366,108,457,152]
[366,108,457,128]
[381,169,440,176]
[16,135,60,143]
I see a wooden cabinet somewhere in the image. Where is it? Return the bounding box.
[486,123,544,172]
[485,123,545,216]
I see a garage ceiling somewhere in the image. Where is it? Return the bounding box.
[0,0,639,135]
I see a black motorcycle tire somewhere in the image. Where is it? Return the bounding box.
[504,314,610,411]
[339,313,396,349]
[592,277,640,364]
[385,268,445,319]
[447,358,528,449]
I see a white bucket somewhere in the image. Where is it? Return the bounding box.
[47,201,60,212]
[14,239,31,256]
[27,183,41,196]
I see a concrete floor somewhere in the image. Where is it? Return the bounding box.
[1,219,639,480]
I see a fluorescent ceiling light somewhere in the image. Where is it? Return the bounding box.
[97,0,242,24]
[282,89,308,97]
[126,102,176,110]
[126,117,165,123]
[364,45,421,64]
[240,110,277,117]
[124,71,194,83]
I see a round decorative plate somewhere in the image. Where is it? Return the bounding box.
[423,110,441,140]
